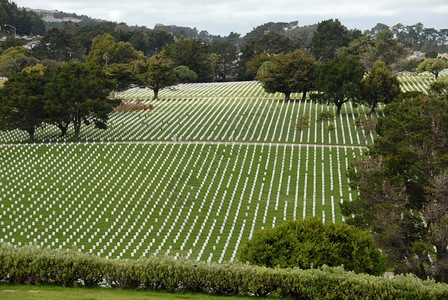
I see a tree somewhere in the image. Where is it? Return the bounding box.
[162,39,211,81]
[339,30,408,71]
[144,54,178,100]
[313,55,364,114]
[0,69,47,141]
[256,50,316,101]
[429,79,448,97]
[208,41,237,81]
[361,61,401,114]
[44,63,118,140]
[238,217,386,275]
[237,32,296,80]
[309,19,350,62]
[86,33,143,67]
[342,93,448,282]
[174,65,197,83]
[417,58,448,79]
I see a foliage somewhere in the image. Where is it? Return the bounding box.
[174,65,198,83]
[256,50,316,101]
[238,217,386,275]
[144,54,179,100]
[295,114,310,131]
[309,19,350,62]
[44,62,118,140]
[208,41,237,81]
[429,79,448,97]
[339,30,408,71]
[86,33,144,67]
[354,114,377,143]
[237,32,297,80]
[417,58,448,79]
[1,243,448,299]
[114,99,154,112]
[313,55,364,114]
[361,61,401,114]
[0,68,47,141]
[342,93,448,282]
[0,0,45,35]
[317,110,334,122]
[162,39,211,82]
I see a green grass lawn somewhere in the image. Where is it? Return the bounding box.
[0,284,264,300]
[0,74,442,264]
[0,143,361,261]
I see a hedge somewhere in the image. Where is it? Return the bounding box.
[0,243,447,299]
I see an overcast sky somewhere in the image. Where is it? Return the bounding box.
[13,0,448,36]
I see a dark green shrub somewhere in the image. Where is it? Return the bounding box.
[238,217,387,275]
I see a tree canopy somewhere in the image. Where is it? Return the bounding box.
[342,93,448,282]
[361,61,401,114]
[0,68,47,141]
[309,19,351,62]
[44,62,118,140]
[144,54,178,100]
[313,55,364,114]
[238,217,386,275]
[256,50,316,101]
[417,58,448,79]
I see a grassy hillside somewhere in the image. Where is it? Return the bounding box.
[0,72,445,262]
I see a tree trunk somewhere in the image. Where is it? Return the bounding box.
[58,122,69,137]
[301,90,307,101]
[28,127,35,142]
[284,92,291,102]
[369,102,377,116]
[153,88,159,100]
[336,103,342,115]
[73,118,81,141]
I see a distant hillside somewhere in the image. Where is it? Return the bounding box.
[27,8,105,30]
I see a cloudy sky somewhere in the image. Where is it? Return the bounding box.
[13,0,448,35]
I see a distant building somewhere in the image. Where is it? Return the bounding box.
[407,51,425,60]
[438,53,448,61]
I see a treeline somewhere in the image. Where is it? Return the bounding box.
[1,243,447,299]
[0,0,45,36]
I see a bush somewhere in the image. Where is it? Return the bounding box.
[317,110,335,122]
[237,217,387,276]
[295,114,310,131]
[0,243,447,299]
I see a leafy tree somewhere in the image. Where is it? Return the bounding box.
[0,55,19,77]
[238,217,386,275]
[361,61,401,114]
[417,58,448,79]
[0,0,45,36]
[429,79,448,97]
[0,68,47,141]
[174,65,197,83]
[342,93,448,282]
[245,53,271,80]
[208,41,237,81]
[340,30,408,71]
[86,33,143,67]
[162,39,211,81]
[33,27,85,62]
[144,54,178,100]
[256,50,316,101]
[313,55,364,114]
[238,32,296,80]
[309,19,350,62]
[44,63,118,140]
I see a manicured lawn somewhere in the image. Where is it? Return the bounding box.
[0,284,264,300]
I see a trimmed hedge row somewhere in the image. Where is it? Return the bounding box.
[1,243,447,299]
